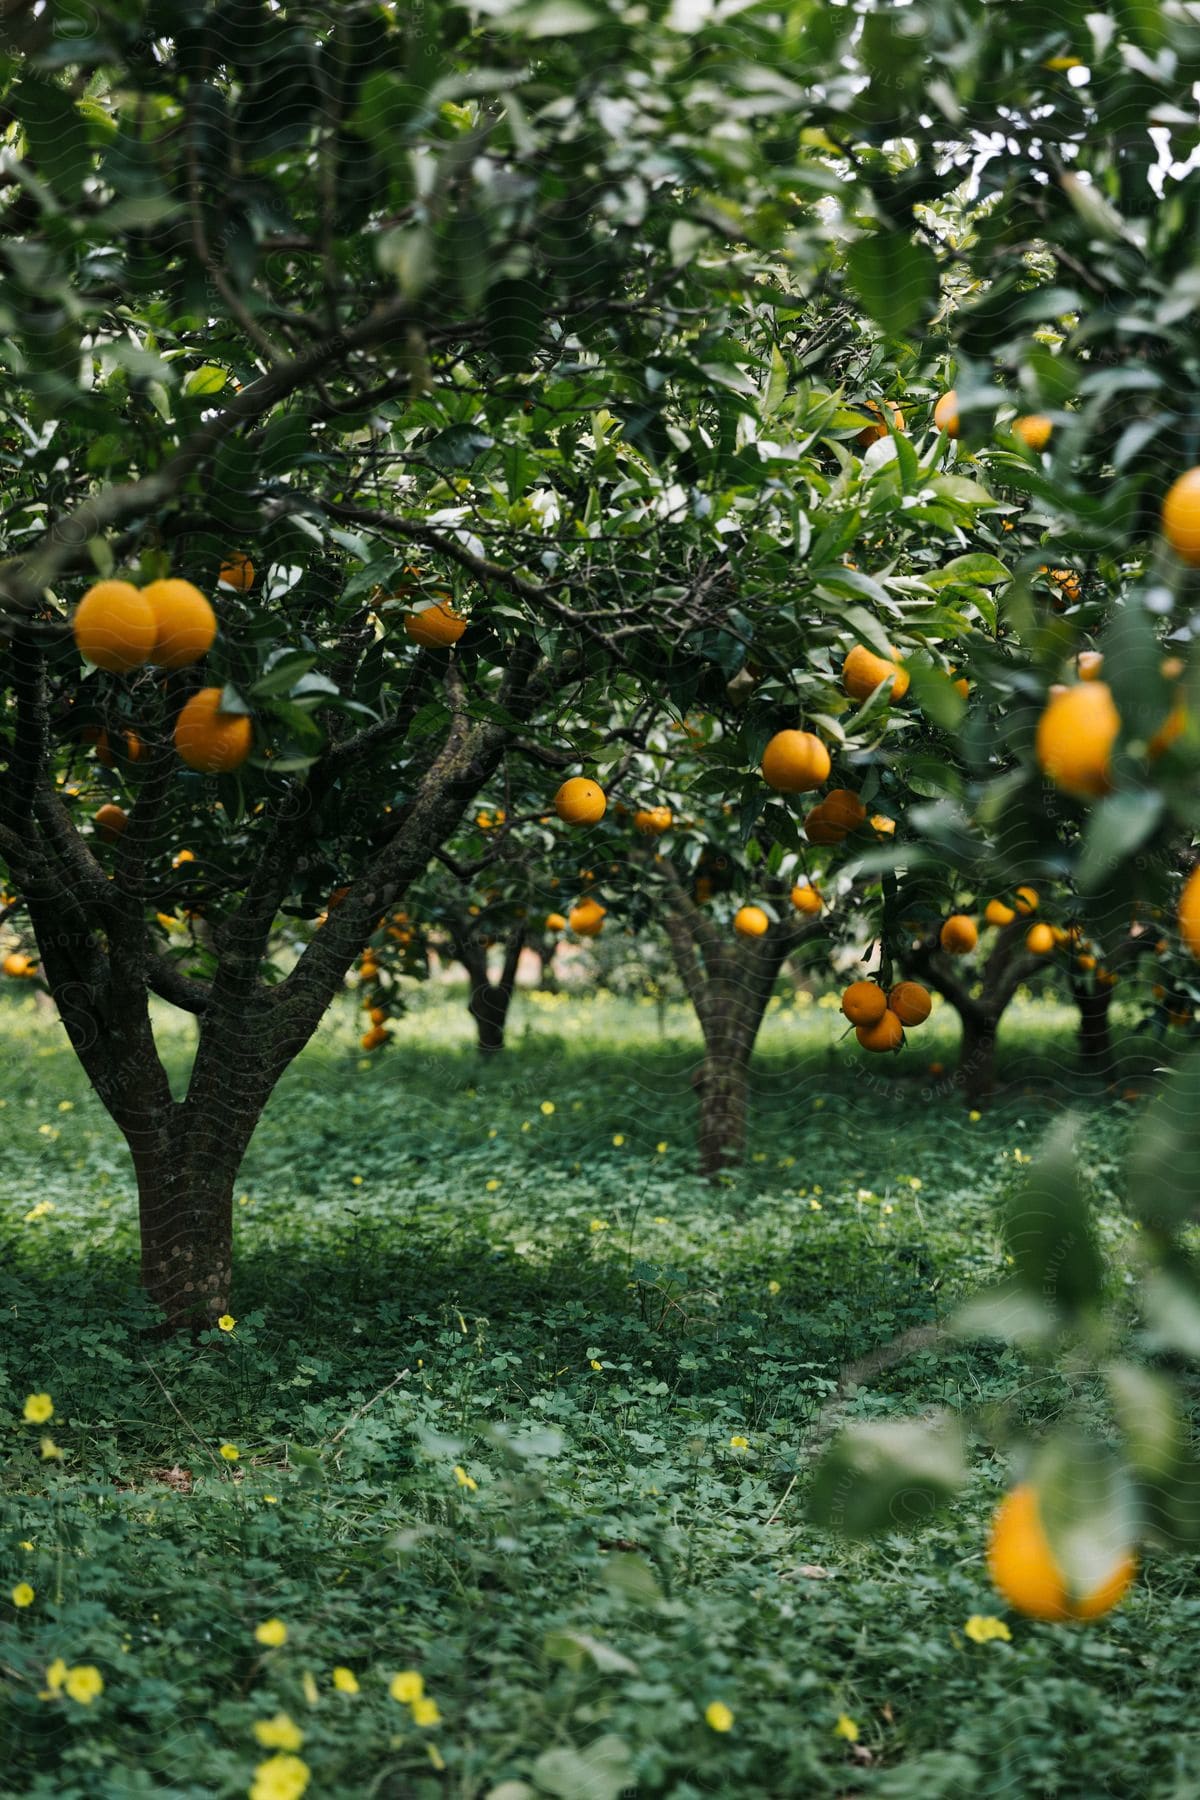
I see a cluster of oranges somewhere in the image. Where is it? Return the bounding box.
[840,977,932,1052]
[357,945,391,1051]
[71,577,254,776]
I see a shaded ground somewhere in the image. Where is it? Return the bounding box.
[1,992,1195,1799]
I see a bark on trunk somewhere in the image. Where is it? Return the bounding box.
[468,980,512,1054]
[958,1009,998,1107]
[696,1049,750,1176]
[128,1116,240,1329]
[1077,989,1115,1082]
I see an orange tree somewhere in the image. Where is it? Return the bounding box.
[5,3,910,1324]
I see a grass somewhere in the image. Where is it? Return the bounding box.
[1,987,1196,1799]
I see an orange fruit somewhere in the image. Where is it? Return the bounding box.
[544,912,567,931]
[985,899,1015,928]
[1162,466,1200,565]
[634,806,672,835]
[1036,682,1119,798]
[174,687,253,773]
[95,729,143,767]
[1013,413,1052,451]
[1097,969,1118,988]
[1026,922,1055,954]
[569,898,606,937]
[72,580,157,673]
[404,597,467,648]
[1149,701,1186,759]
[1077,952,1096,971]
[142,579,217,669]
[928,1060,945,1076]
[933,390,960,437]
[369,1006,387,1026]
[94,802,128,843]
[803,805,846,845]
[821,789,867,833]
[987,1484,1135,1622]
[1014,885,1039,914]
[1179,866,1200,956]
[888,981,931,1027]
[2,952,36,978]
[734,904,770,938]
[218,553,255,591]
[555,778,607,826]
[856,1009,904,1052]
[842,643,909,702]
[361,1026,390,1051]
[940,914,978,954]
[871,813,896,835]
[840,980,888,1027]
[790,883,823,915]
[1076,650,1103,681]
[856,401,906,449]
[761,729,831,793]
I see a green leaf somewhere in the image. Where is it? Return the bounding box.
[845,232,938,338]
[1140,1264,1200,1355]
[1128,1049,1200,1230]
[424,425,496,471]
[906,663,966,732]
[1003,1115,1103,1317]
[925,554,1010,589]
[260,410,312,477]
[1075,791,1163,895]
[951,1281,1058,1346]
[543,1631,638,1675]
[185,364,229,397]
[601,1552,661,1606]
[12,80,91,197]
[1033,1433,1138,1601]
[532,1737,634,1800]
[487,278,543,373]
[807,1412,965,1537]
[252,652,319,699]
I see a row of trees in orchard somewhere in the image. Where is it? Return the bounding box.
[4,0,1200,1623]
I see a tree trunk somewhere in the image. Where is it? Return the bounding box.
[958,1009,998,1107]
[468,980,512,1054]
[128,1118,237,1329]
[1077,988,1115,1082]
[696,1048,750,1176]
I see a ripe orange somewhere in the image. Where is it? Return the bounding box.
[555,778,607,826]
[733,904,770,938]
[985,898,1015,928]
[821,789,867,833]
[987,1484,1135,1622]
[1026,922,1055,954]
[1179,866,1200,956]
[3,952,36,978]
[634,806,673,835]
[404,597,467,648]
[856,1009,904,1052]
[94,802,128,843]
[569,898,606,937]
[1162,466,1200,565]
[790,883,823,915]
[1014,885,1039,914]
[841,980,888,1026]
[842,643,909,702]
[871,813,896,835]
[803,805,846,845]
[72,580,157,673]
[888,981,931,1027]
[1036,682,1119,798]
[544,911,567,931]
[940,914,978,954]
[218,553,255,591]
[856,401,905,449]
[95,729,143,767]
[1077,952,1096,972]
[174,687,253,773]
[1076,650,1103,682]
[1013,413,1052,451]
[143,579,217,669]
[933,390,960,437]
[761,729,831,793]
[361,1026,390,1051]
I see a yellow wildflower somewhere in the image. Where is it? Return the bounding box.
[332,1666,359,1694]
[64,1665,104,1705]
[255,1619,288,1647]
[453,1465,478,1491]
[217,1315,236,1332]
[540,1101,555,1115]
[612,1133,625,1146]
[249,1752,310,1800]
[46,1658,69,1692]
[729,1436,749,1450]
[834,1714,859,1742]
[11,1583,34,1607]
[412,1696,441,1726]
[253,1713,304,1751]
[220,1443,240,1461]
[40,1437,63,1460]
[705,1701,734,1732]
[389,1670,424,1704]
[964,1614,1012,1644]
[23,1393,53,1424]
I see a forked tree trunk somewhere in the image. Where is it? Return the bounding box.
[131,1129,236,1325]
[469,980,512,1054]
[457,925,525,1056]
[905,922,1039,1112]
